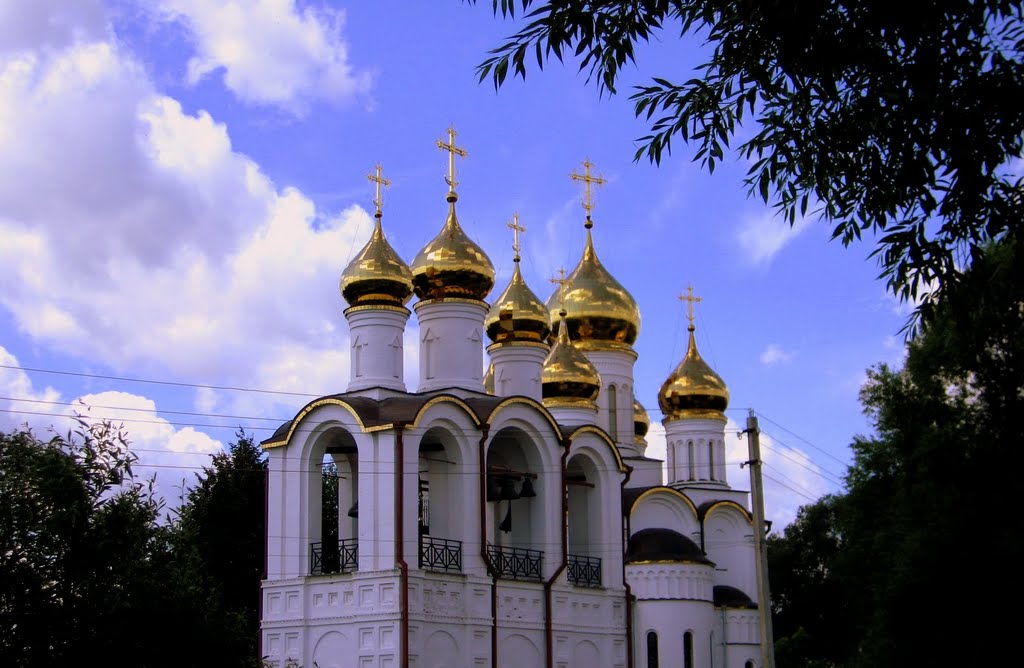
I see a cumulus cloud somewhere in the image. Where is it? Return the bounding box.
[725,419,833,529]
[0,30,374,416]
[158,0,371,112]
[736,210,812,266]
[0,349,223,509]
[759,343,794,366]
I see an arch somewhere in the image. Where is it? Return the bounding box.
[416,422,470,572]
[700,500,753,524]
[422,630,460,668]
[646,630,659,668]
[703,502,756,597]
[630,488,701,544]
[486,424,555,577]
[571,639,600,667]
[264,397,367,448]
[608,383,618,440]
[312,630,352,668]
[687,440,695,480]
[303,426,361,576]
[707,439,715,481]
[683,630,694,668]
[500,634,541,665]
[566,424,627,472]
[412,395,482,429]
[488,396,563,438]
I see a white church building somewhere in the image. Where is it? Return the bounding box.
[260,132,763,668]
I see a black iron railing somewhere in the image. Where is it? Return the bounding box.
[310,538,358,575]
[567,554,602,587]
[419,536,463,572]
[487,544,543,581]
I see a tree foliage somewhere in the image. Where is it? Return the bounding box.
[767,239,1024,665]
[473,0,1024,328]
[0,422,268,666]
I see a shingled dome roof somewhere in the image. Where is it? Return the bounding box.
[713,585,757,609]
[625,528,713,565]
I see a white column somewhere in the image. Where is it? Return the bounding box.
[344,305,411,392]
[414,299,488,393]
[486,341,548,400]
[582,348,638,453]
[664,416,730,487]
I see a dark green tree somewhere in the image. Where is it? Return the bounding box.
[174,429,268,667]
[473,0,1024,327]
[767,239,1023,665]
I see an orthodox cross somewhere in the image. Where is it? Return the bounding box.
[678,285,703,328]
[570,159,606,218]
[436,126,467,193]
[549,267,568,309]
[507,213,526,262]
[367,163,390,217]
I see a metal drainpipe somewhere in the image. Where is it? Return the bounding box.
[395,422,409,667]
[476,426,497,668]
[544,437,571,668]
[621,465,634,668]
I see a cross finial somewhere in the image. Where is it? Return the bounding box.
[678,285,703,329]
[436,126,467,197]
[549,267,569,310]
[570,158,607,223]
[367,163,390,218]
[507,212,526,262]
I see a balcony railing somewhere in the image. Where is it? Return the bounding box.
[310,538,358,575]
[419,536,463,573]
[487,544,543,581]
[567,554,602,587]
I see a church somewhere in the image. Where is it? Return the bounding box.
[259,129,763,668]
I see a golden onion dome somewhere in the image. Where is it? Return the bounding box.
[659,325,730,421]
[340,215,414,308]
[546,228,640,350]
[485,262,551,344]
[410,199,495,302]
[483,362,495,395]
[633,396,650,445]
[541,311,601,407]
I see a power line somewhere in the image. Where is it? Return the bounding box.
[754,410,848,466]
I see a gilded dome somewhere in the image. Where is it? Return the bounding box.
[633,396,650,445]
[545,228,640,350]
[340,216,414,308]
[541,311,601,407]
[659,325,730,421]
[485,263,551,344]
[410,199,495,302]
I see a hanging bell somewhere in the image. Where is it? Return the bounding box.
[499,476,520,501]
[518,476,537,498]
[486,475,502,502]
[347,501,359,519]
[498,504,512,533]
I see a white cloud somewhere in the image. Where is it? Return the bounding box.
[725,419,832,529]
[0,346,62,432]
[759,343,793,366]
[158,0,371,112]
[0,33,374,404]
[736,210,812,266]
[0,0,107,55]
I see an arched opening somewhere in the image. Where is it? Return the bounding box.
[744,661,754,668]
[418,426,465,572]
[566,453,602,586]
[486,426,545,580]
[683,631,694,668]
[646,631,659,668]
[707,440,715,481]
[687,441,696,480]
[309,427,359,575]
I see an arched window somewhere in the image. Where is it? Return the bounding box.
[687,441,695,480]
[744,662,754,668]
[646,631,659,668]
[608,384,618,440]
[707,440,715,481]
[683,631,693,668]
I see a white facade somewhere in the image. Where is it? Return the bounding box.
[260,176,764,668]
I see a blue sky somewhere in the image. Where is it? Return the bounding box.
[0,1,908,528]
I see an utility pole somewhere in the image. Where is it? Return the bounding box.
[744,409,776,668]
